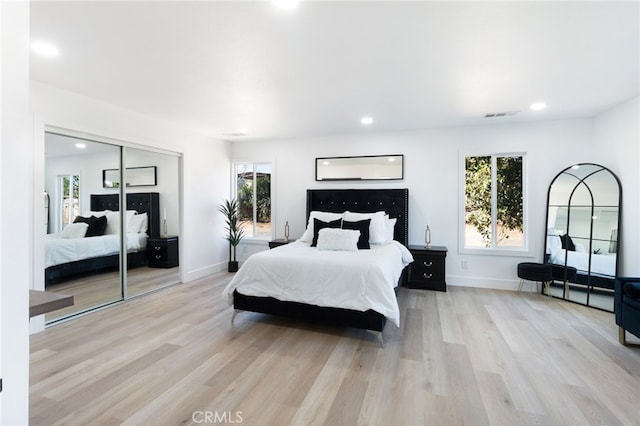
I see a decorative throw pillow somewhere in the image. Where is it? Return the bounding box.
[73,215,108,237]
[343,211,387,244]
[341,219,371,249]
[311,218,342,247]
[300,211,344,243]
[560,234,576,251]
[61,222,89,239]
[316,228,360,251]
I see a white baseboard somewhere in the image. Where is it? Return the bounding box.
[447,274,521,291]
[183,262,227,283]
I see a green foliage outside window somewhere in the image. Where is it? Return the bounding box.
[465,155,523,247]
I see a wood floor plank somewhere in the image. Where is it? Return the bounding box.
[30,275,640,425]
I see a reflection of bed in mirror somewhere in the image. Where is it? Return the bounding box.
[547,238,616,289]
[44,192,160,286]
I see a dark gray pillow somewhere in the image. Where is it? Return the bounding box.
[312,218,342,247]
[73,215,107,237]
[342,219,371,249]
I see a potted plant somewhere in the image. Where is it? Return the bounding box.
[218,198,245,272]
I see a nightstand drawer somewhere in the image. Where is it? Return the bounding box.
[147,236,179,268]
[407,245,447,291]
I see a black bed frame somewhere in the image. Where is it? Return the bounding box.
[45,192,160,286]
[233,188,410,333]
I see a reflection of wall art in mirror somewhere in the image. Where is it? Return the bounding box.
[103,166,157,188]
[315,154,404,181]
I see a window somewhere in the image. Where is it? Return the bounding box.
[58,174,80,230]
[234,162,272,239]
[462,154,525,250]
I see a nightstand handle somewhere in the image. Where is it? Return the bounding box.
[154,246,162,251]
[423,261,433,267]
[423,273,433,279]
[155,255,162,260]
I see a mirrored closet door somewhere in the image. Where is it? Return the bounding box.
[44,132,181,323]
[124,147,181,298]
[44,133,123,321]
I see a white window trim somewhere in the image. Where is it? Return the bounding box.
[231,159,275,241]
[458,151,533,257]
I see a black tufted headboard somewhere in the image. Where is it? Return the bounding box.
[306,189,409,246]
[90,192,161,237]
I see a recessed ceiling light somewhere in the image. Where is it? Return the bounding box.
[221,128,249,137]
[273,0,299,10]
[361,116,374,125]
[530,102,547,111]
[388,157,395,162]
[31,41,59,57]
[75,143,86,149]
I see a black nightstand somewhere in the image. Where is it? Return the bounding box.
[268,239,293,249]
[147,236,179,268]
[407,245,447,291]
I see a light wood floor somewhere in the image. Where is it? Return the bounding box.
[45,266,180,322]
[30,272,640,425]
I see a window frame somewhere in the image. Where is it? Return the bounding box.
[232,160,274,241]
[458,151,531,256]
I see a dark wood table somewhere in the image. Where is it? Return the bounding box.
[29,290,74,317]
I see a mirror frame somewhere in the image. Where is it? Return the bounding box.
[315,154,404,181]
[543,162,622,311]
[103,166,157,188]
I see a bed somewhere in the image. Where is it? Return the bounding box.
[223,188,412,344]
[44,192,160,286]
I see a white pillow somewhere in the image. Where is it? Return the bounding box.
[83,210,109,218]
[316,228,359,251]
[105,210,137,235]
[127,213,148,234]
[384,217,397,243]
[299,211,344,243]
[61,222,88,239]
[546,228,562,255]
[343,211,387,244]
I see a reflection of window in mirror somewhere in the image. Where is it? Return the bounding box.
[58,174,80,233]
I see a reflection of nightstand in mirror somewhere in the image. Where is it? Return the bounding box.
[268,239,292,249]
[407,245,447,291]
[148,236,179,268]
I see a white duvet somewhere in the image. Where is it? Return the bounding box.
[549,248,616,276]
[222,240,414,327]
[44,232,147,268]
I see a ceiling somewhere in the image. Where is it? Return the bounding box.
[30,1,639,143]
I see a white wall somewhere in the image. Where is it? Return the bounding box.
[0,1,31,423]
[593,96,640,276]
[230,116,639,289]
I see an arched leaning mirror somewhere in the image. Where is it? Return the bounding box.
[544,163,621,312]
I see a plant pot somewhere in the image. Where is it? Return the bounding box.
[228,261,239,272]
